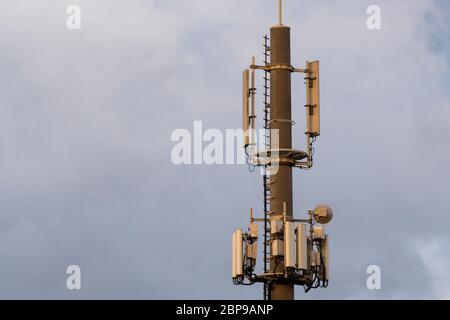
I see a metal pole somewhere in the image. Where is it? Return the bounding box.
[251,56,256,146]
[278,0,283,25]
[269,24,294,300]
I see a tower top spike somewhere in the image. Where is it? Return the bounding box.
[278,0,283,25]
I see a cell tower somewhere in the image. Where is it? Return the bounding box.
[232,0,333,300]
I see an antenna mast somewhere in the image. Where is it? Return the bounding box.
[233,0,333,301]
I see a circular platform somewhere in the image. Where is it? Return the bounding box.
[252,148,308,168]
[256,148,307,161]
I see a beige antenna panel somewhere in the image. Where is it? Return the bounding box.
[242,70,250,146]
[296,224,308,270]
[232,229,244,278]
[306,61,320,137]
[284,221,295,268]
[322,235,330,280]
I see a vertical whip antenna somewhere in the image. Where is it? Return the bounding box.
[278,0,283,25]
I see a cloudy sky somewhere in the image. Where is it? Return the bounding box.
[0,0,449,299]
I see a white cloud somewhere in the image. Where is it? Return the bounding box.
[418,240,450,299]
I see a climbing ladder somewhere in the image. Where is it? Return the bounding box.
[262,34,271,301]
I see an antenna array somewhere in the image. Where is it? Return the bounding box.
[232,1,333,300]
